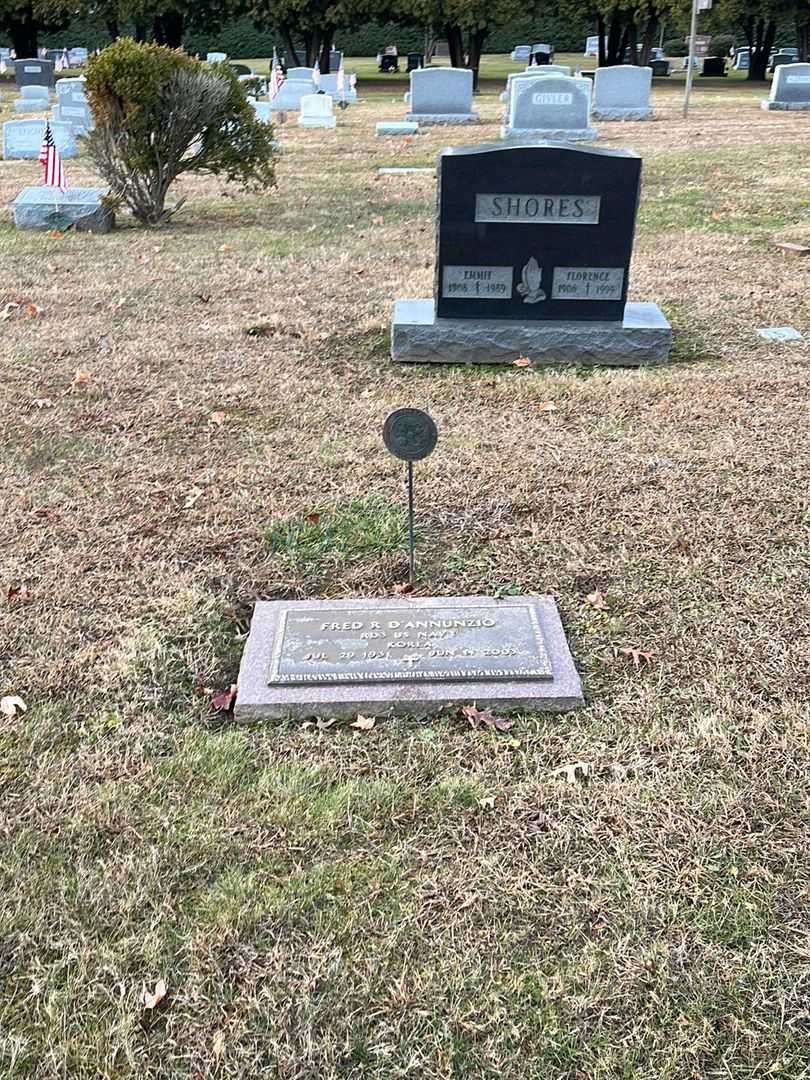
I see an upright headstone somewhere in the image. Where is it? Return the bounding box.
[771,51,796,72]
[14,84,50,112]
[270,71,315,111]
[584,35,599,57]
[762,62,810,110]
[3,118,76,159]
[733,48,750,70]
[329,50,342,70]
[14,58,55,88]
[406,52,424,72]
[650,59,671,77]
[502,74,596,141]
[500,67,571,104]
[391,142,672,366]
[298,93,336,128]
[249,98,272,122]
[511,45,532,62]
[405,67,479,125]
[68,47,88,66]
[207,51,227,63]
[592,65,652,120]
[700,56,727,76]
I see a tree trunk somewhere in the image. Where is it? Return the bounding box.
[597,13,607,67]
[797,14,809,62]
[133,21,148,42]
[467,27,487,90]
[639,14,658,67]
[606,13,625,67]
[626,18,638,64]
[153,11,184,49]
[302,31,323,67]
[7,16,38,57]
[747,16,775,80]
[445,25,465,69]
[279,26,300,68]
[106,19,120,42]
[318,31,333,73]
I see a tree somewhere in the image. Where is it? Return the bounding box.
[391,0,525,87]
[559,0,689,67]
[0,0,68,56]
[707,0,797,78]
[84,40,276,224]
[248,0,376,70]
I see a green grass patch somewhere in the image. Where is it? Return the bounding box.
[264,495,405,566]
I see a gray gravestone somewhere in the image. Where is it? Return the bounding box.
[53,99,93,133]
[406,67,479,125]
[329,50,342,70]
[503,74,596,141]
[500,68,566,104]
[68,47,88,66]
[14,58,54,88]
[391,141,672,366]
[56,76,85,97]
[762,62,810,109]
[235,595,583,720]
[249,99,272,122]
[14,85,50,112]
[320,73,357,100]
[286,66,315,81]
[733,49,750,70]
[207,51,227,62]
[270,75,315,111]
[376,120,419,136]
[3,118,76,158]
[592,65,652,120]
[13,186,113,232]
[298,92,336,128]
[511,45,531,62]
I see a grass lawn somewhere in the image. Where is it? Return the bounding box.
[1,68,810,1079]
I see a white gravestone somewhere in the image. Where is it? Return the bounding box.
[319,73,357,101]
[207,51,227,62]
[3,118,76,158]
[592,65,652,120]
[502,74,596,141]
[511,45,532,62]
[298,93,336,128]
[500,68,571,104]
[271,72,316,111]
[286,66,316,81]
[14,84,50,112]
[405,67,479,126]
[56,77,85,98]
[762,62,810,110]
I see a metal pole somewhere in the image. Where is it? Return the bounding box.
[683,0,699,117]
[407,461,415,585]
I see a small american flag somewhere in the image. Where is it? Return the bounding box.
[349,72,357,90]
[269,48,284,100]
[39,122,67,192]
[56,49,69,71]
[312,61,321,87]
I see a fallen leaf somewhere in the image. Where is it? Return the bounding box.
[209,410,227,426]
[585,589,608,611]
[513,356,532,367]
[72,369,92,389]
[141,979,167,1010]
[351,714,376,730]
[24,303,43,318]
[0,695,27,717]
[553,760,591,783]
[304,512,322,525]
[393,582,413,595]
[210,685,237,711]
[619,647,655,669]
[462,704,513,732]
[220,243,234,253]
[537,400,557,412]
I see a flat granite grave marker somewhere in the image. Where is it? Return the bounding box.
[235,595,583,720]
[391,141,672,366]
[503,73,596,141]
[762,62,810,110]
[405,67,479,126]
[13,186,113,232]
[592,65,652,120]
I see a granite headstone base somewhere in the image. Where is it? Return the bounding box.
[376,121,419,136]
[298,115,337,128]
[501,124,598,141]
[13,187,114,233]
[591,106,652,121]
[235,595,583,721]
[761,100,810,110]
[405,112,480,125]
[391,299,672,366]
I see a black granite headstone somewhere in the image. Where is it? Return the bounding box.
[407,52,425,72]
[14,58,55,88]
[379,55,399,73]
[650,59,670,77]
[434,143,641,324]
[700,56,727,77]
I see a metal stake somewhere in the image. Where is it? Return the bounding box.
[407,460,415,584]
